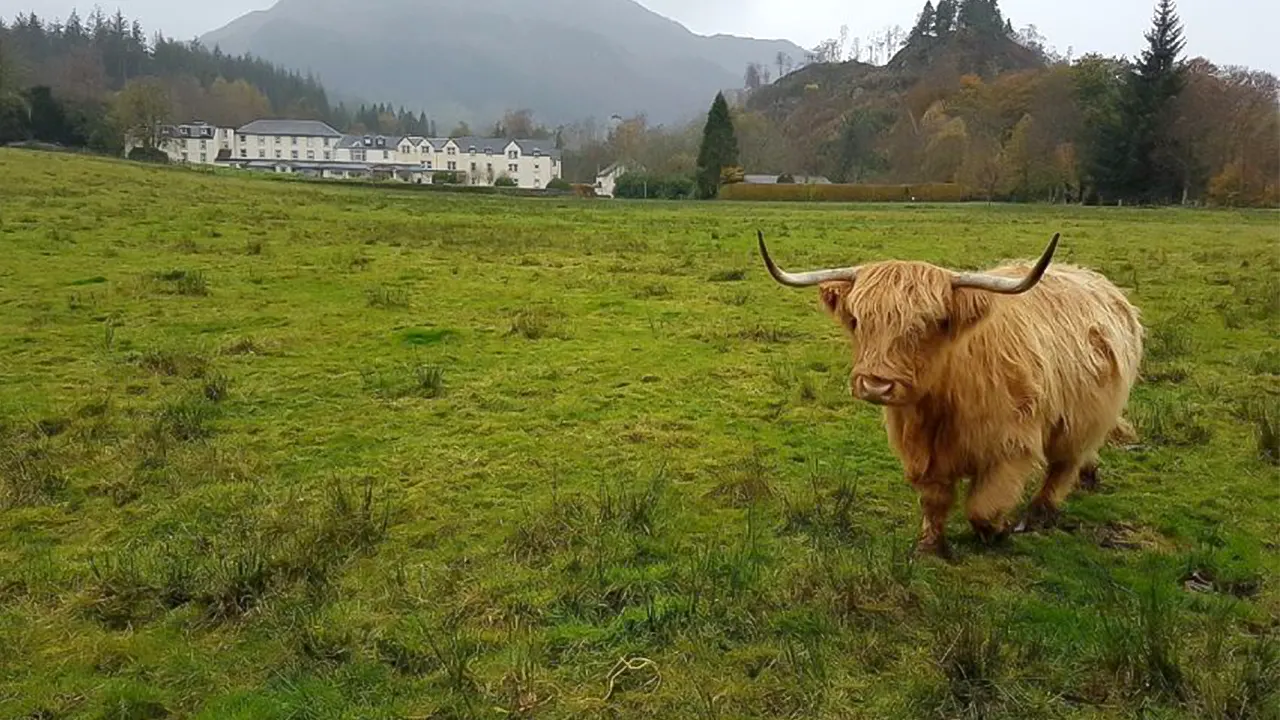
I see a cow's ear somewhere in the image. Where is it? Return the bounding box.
[947,287,994,332]
[819,281,852,317]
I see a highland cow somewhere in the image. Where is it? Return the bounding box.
[758,231,1143,556]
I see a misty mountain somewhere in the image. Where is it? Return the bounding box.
[199,0,806,126]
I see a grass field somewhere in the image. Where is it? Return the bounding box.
[1,149,1277,719]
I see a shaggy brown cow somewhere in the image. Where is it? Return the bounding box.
[758,231,1143,556]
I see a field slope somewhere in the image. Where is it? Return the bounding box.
[1,150,1277,719]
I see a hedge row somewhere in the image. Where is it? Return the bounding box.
[719,182,969,202]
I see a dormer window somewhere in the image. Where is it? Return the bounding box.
[508,150,518,159]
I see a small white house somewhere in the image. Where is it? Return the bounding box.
[160,121,235,164]
[594,162,630,197]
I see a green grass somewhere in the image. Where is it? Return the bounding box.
[1,149,1278,719]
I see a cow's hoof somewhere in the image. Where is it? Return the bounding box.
[1078,463,1100,492]
[915,537,953,560]
[1014,503,1060,533]
[970,518,1011,545]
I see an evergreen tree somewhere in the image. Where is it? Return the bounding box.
[910,1,937,41]
[1093,0,1186,203]
[694,92,739,199]
[933,0,957,36]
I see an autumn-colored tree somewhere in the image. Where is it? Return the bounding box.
[111,76,171,150]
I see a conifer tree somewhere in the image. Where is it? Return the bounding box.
[695,92,739,199]
[933,0,957,36]
[1094,0,1187,203]
[910,1,937,41]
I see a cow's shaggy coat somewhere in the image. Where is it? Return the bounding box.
[760,234,1144,555]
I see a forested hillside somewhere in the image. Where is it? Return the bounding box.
[0,10,441,153]
[576,0,1278,206]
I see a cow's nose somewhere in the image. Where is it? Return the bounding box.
[853,375,895,404]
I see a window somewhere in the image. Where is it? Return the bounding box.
[535,164,541,171]
[258,150,266,158]
[383,150,389,159]
[508,150,518,159]
[446,146,456,156]
[307,137,314,147]
[470,163,476,173]
[508,163,518,173]
[486,163,492,171]
[181,152,189,161]
[425,161,432,169]
[200,139,208,149]
[324,137,331,147]
[200,153,207,163]
[240,148,248,158]
[485,148,493,156]
[291,150,299,159]
[447,161,456,170]
[292,136,298,145]
[275,149,282,158]
[307,150,315,160]
[258,136,265,145]
[323,151,331,160]
[274,136,281,144]
[353,150,366,162]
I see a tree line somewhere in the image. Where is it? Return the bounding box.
[0,9,467,152]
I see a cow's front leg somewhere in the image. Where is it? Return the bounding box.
[909,474,956,557]
[967,455,1036,544]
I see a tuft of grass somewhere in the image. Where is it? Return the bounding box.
[365,285,409,309]
[634,283,672,299]
[1241,398,1280,466]
[508,306,564,340]
[1097,578,1186,701]
[135,349,209,378]
[202,372,230,402]
[1131,395,1212,447]
[151,395,218,441]
[708,268,747,282]
[933,603,1008,716]
[361,363,448,399]
[244,238,266,255]
[0,439,69,509]
[151,269,208,296]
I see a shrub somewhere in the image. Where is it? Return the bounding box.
[127,146,169,164]
[777,173,796,184]
[546,177,571,191]
[494,175,518,188]
[719,182,969,202]
[614,172,695,200]
[432,171,462,185]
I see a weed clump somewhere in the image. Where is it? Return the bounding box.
[1132,395,1212,447]
[366,285,409,309]
[150,269,208,296]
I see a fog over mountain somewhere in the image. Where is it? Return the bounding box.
[199,0,807,125]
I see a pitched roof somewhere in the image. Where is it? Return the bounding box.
[335,134,401,150]
[237,119,342,137]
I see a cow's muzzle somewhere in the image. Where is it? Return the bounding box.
[853,375,899,406]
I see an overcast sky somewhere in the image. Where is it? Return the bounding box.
[10,0,1278,74]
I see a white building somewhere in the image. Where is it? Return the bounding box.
[153,116,564,188]
[235,119,344,163]
[594,162,630,197]
[159,121,236,164]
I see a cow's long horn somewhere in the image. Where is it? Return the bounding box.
[951,233,1060,295]
[757,231,860,287]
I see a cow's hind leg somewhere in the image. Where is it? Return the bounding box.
[966,456,1036,545]
[1017,458,1085,532]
